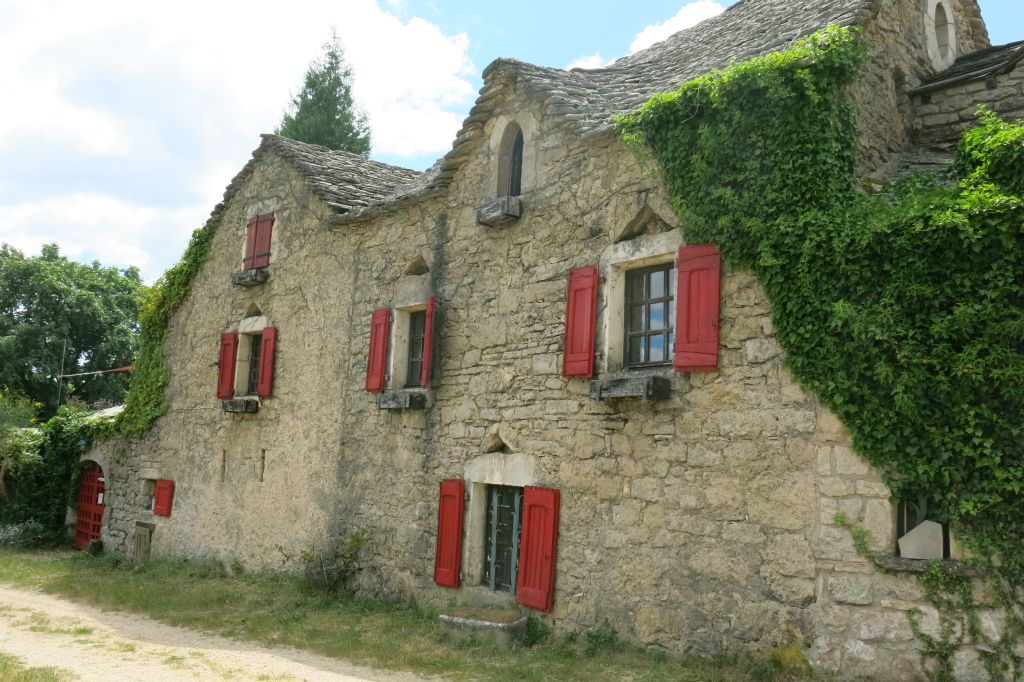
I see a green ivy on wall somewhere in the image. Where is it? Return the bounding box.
[115,215,222,435]
[617,26,1023,679]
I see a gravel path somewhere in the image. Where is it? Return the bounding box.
[0,585,439,682]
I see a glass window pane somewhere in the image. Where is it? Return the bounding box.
[629,304,645,332]
[627,337,644,365]
[650,270,665,298]
[649,334,665,363]
[627,272,645,302]
[650,303,666,330]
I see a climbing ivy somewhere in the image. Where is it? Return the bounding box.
[115,214,222,435]
[617,26,1023,678]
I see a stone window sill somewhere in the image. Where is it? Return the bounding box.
[377,388,430,411]
[231,267,269,287]
[476,196,522,227]
[590,369,672,401]
[222,397,259,414]
[872,554,982,578]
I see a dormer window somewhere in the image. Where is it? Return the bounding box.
[233,213,275,286]
[506,128,523,197]
[478,122,526,227]
[925,0,957,71]
[497,122,524,198]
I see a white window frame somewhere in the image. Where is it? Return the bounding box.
[598,230,683,374]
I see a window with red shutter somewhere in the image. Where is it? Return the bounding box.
[515,486,560,612]
[243,213,274,270]
[257,326,277,397]
[563,265,598,378]
[674,244,721,372]
[366,308,391,392]
[217,332,238,399]
[434,479,464,588]
[153,479,175,517]
[252,213,274,268]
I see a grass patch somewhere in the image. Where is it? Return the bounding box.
[0,549,810,681]
[0,652,76,682]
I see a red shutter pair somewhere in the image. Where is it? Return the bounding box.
[244,213,274,270]
[153,479,175,517]
[216,327,277,398]
[433,481,560,613]
[562,245,721,377]
[365,296,437,392]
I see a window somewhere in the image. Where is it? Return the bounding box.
[405,310,427,387]
[247,332,263,395]
[624,263,675,368]
[243,213,274,270]
[565,235,720,380]
[142,479,156,512]
[507,129,523,197]
[497,123,524,198]
[896,494,950,559]
[434,480,560,612]
[483,485,523,593]
[153,479,175,517]
[217,319,277,402]
[366,295,436,394]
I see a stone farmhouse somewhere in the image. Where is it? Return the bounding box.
[80,0,1023,677]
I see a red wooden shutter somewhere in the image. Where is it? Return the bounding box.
[563,265,598,378]
[420,295,437,388]
[257,326,277,397]
[217,332,238,399]
[515,486,560,612]
[243,217,258,270]
[365,308,391,392]
[434,478,464,588]
[153,479,175,517]
[675,245,721,372]
[252,213,274,268]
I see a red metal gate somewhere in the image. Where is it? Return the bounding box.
[75,463,105,549]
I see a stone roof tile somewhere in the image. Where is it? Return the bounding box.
[911,40,1024,95]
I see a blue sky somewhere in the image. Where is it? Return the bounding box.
[0,0,1018,282]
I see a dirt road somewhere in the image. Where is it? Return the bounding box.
[0,585,438,682]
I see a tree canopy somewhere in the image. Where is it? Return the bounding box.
[276,34,372,155]
[0,243,143,416]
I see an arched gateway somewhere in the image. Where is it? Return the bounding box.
[74,462,105,549]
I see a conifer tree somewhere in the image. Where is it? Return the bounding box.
[276,33,371,156]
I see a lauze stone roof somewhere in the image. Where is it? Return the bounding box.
[228,0,878,221]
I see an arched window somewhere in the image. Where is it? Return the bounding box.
[497,123,524,198]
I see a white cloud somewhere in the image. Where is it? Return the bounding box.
[629,1,725,54]
[566,53,608,70]
[0,0,476,280]
[0,194,207,281]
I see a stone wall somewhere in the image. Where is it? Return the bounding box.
[853,0,990,181]
[913,64,1024,151]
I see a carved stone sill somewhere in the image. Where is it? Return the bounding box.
[222,398,259,413]
[476,196,522,227]
[590,374,671,401]
[872,554,983,578]
[230,268,269,286]
[376,389,429,411]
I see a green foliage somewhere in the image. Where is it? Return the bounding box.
[618,25,1024,676]
[115,215,221,435]
[0,405,97,533]
[0,244,142,416]
[0,388,40,499]
[276,32,371,155]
